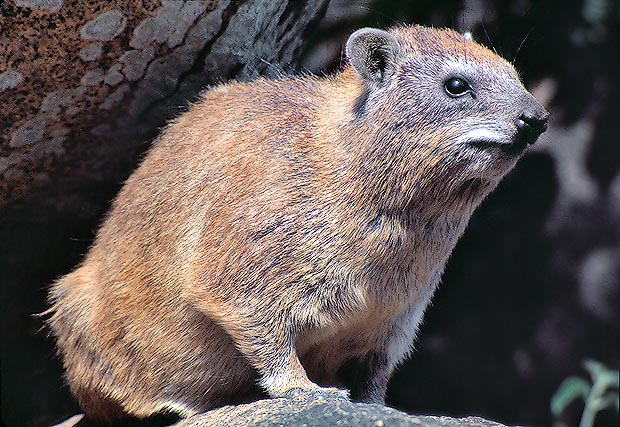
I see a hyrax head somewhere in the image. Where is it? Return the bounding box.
[345,25,549,184]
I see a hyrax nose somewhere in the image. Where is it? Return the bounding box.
[515,106,549,145]
[516,112,548,134]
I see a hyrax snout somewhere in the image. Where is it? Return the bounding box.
[48,25,548,423]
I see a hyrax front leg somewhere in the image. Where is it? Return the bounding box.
[206,303,349,402]
[260,347,349,402]
[254,340,348,399]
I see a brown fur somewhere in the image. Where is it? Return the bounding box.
[48,25,548,423]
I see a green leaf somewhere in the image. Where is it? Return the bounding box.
[584,360,608,381]
[599,370,619,389]
[594,392,619,412]
[584,360,619,388]
[552,377,591,416]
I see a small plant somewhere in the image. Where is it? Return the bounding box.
[551,360,619,427]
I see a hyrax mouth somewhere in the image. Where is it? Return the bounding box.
[468,137,528,156]
[458,128,528,158]
[462,107,548,157]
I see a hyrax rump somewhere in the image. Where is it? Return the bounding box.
[48,25,548,423]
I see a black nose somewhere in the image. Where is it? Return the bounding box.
[515,111,548,144]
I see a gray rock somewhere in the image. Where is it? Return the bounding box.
[80,10,127,41]
[118,47,156,81]
[100,84,130,110]
[79,43,103,62]
[13,0,63,12]
[104,63,124,86]
[129,1,209,49]
[47,400,513,427]
[10,116,48,147]
[40,87,86,115]
[171,398,512,427]
[0,70,23,91]
[81,68,105,86]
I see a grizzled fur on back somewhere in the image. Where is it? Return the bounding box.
[48,25,547,424]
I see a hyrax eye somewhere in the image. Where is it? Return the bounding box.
[444,77,471,97]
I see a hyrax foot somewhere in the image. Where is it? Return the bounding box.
[282,386,350,402]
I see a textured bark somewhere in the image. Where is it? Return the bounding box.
[0,0,329,205]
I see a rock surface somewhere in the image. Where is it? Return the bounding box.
[173,398,511,427]
[51,399,514,427]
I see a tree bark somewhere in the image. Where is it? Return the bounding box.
[0,0,329,206]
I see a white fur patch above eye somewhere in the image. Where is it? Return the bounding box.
[456,128,508,145]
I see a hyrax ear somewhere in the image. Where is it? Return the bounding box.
[346,28,400,88]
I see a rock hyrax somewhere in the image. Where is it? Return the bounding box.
[48,25,549,424]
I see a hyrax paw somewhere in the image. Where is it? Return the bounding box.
[283,386,350,402]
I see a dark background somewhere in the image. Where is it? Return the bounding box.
[2,0,619,426]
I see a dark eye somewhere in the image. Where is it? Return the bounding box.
[444,77,471,97]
